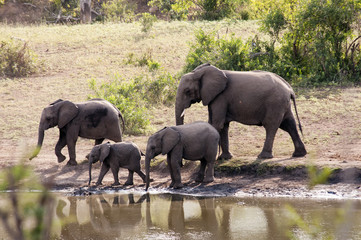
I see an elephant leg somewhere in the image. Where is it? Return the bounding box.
[204,161,215,183]
[55,130,67,163]
[195,159,206,182]
[124,170,134,186]
[66,132,78,166]
[280,118,307,157]
[218,122,233,160]
[169,150,183,189]
[167,155,176,188]
[110,167,121,186]
[258,125,278,159]
[96,163,110,186]
[95,138,104,145]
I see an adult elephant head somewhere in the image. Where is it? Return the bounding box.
[175,63,227,125]
[34,99,79,157]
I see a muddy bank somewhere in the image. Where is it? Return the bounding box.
[51,160,361,200]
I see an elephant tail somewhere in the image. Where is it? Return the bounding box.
[118,111,125,133]
[291,93,303,136]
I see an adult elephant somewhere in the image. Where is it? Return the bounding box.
[31,98,125,166]
[175,63,307,159]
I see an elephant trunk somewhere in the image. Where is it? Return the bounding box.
[175,98,185,126]
[88,160,93,186]
[145,155,151,191]
[37,126,45,147]
[29,126,44,160]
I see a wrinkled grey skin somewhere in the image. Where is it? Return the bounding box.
[88,142,146,186]
[145,121,220,190]
[32,98,125,166]
[175,63,307,160]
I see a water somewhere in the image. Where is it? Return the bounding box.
[1,192,360,239]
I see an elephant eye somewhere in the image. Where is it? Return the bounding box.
[184,88,191,95]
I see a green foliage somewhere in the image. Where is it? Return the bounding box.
[89,71,178,135]
[0,39,41,78]
[307,165,334,189]
[148,0,195,20]
[259,0,361,85]
[139,13,157,33]
[102,0,137,22]
[124,50,161,72]
[0,161,55,240]
[197,0,235,20]
[184,29,275,73]
[47,0,80,21]
[260,8,287,42]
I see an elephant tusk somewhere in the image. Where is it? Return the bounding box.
[180,109,185,118]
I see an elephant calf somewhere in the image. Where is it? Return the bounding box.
[145,121,220,190]
[88,142,146,186]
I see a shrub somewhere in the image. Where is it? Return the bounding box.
[184,29,274,73]
[139,13,157,33]
[89,72,178,135]
[102,0,137,22]
[259,0,361,85]
[197,0,234,20]
[0,39,40,78]
[124,50,161,72]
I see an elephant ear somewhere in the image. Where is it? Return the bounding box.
[57,101,79,129]
[161,127,180,155]
[99,143,111,162]
[195,65,228,106]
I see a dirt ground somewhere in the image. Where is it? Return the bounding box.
[1,132,360,199]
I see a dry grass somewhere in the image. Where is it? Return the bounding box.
[0,20,360,169]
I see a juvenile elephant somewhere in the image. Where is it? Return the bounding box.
[175,63,307,159]
[31,98,125,166]
[145,121,220,190]
[88,142,146,186]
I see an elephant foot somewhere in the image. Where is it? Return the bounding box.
[218,152,233,160]
[112,182,121,186]
[203,176,214,183]
[57,155,66,163]
[258,151,273,159]
[172,183,183,189]
[195,175,204,183]
[292,148,307,158]
[124,181,133,186]
[66,160,77,166]
[95,182,102,186]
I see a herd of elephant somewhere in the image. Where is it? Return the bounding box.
[30,63,307,190]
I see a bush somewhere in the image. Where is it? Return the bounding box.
[139,13,157,33]
[124,49,161,72]
[102,0,137,22]
[0,39,40,78]
[184,29,274,73]
[259,0,361,85]
[89,72,178,135]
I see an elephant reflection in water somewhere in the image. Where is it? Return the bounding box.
[53,194,149,239]
[53,194,277,239]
